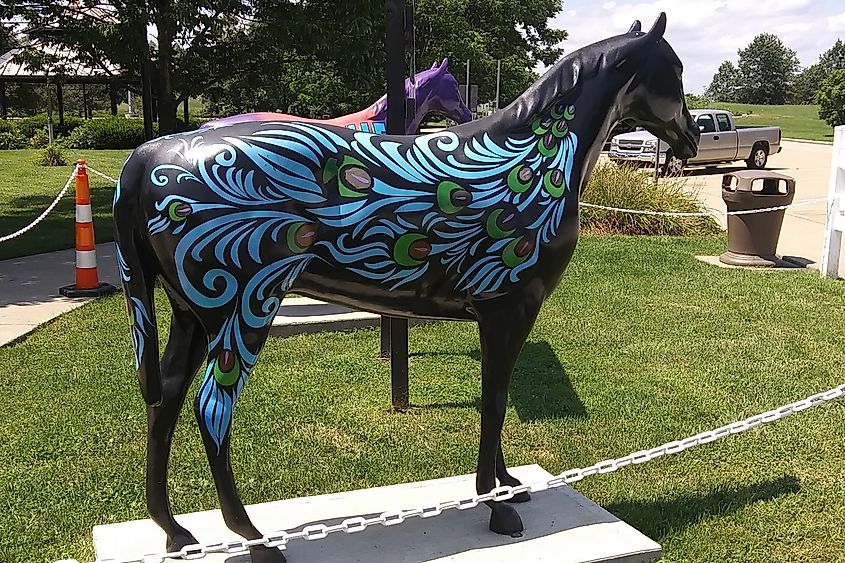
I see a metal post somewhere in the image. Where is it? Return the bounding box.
[46,77,54,144]
[110,82,118,116]
[495,59,501,112]
[654,142,660,183]
[384,0,410,411]
[465,59,470,106]
[0,79,7,120]
[57,83,64,126]
[139,1,154,140]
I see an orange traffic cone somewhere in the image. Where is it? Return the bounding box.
[59,160,118,298]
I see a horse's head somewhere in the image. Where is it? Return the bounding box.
[616,14,699,159]
[413,58,473,126]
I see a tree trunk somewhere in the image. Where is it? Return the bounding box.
[154,1,179,134]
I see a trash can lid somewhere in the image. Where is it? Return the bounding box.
[722,170,796,192]
[724,170,794,182]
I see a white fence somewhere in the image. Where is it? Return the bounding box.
[821,125,845,278]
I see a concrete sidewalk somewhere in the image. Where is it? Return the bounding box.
[0,243,121,346]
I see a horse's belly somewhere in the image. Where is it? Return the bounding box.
[292,267,475,321]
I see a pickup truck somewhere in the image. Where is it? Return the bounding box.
[608,109,782,175]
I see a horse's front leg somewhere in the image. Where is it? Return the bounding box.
[195,321,286,563]
[474,295,542,536]
[147,306,208,552]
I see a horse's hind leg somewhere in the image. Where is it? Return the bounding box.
[195,315,285,563]
[146,303,208,551]
[474,296,542,536]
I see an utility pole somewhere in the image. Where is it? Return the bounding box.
[495,59,502,112]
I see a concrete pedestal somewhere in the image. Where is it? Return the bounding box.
[93,465,660,563]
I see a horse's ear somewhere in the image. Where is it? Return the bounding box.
[431,60,439,69]
[646,12,667,42]
[628,20,642,33]
[439,58,449,72]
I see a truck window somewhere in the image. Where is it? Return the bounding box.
[716,113,732,132]
[696,114,717,133]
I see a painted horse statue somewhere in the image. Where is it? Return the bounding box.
[205,59,473,134]
[114,14,698,562]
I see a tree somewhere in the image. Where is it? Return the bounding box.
[705,61,740,102]
[792,63,826,104]
[205,0,566,117]
[816,68,845,127]
[736,33,799,105]
[818,39,845,75]
[3,0,251,133]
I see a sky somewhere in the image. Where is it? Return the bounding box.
[546,0,845,94]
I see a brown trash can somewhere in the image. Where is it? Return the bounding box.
[720,170,796,267]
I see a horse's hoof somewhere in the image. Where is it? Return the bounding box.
[489,503,524,537]
[506,491,531,503]
[249,545,287,563]
[166,532,200,553]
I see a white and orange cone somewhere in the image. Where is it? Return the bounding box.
[59,159,118,298]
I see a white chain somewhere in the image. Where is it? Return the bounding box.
[60,382,843,563]
[0,165,78,243]
[581,194,842,217]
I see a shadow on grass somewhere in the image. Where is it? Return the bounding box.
[606,475,801,540]
[411,341,586,421]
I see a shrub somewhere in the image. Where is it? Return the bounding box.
[685,93,714,109]
[15,114,84,139]
[35,144,68,167]
[816,69,845,128]
[64,117,151,149]
[0,119,17,134]
[28,129,49,149]
[580,163,721,236]
[0,130,26,150]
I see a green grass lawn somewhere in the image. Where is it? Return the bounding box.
[713,103,834,143]
[1,235,844,562]
[0,149,129,260]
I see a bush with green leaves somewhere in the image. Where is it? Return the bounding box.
[816,69,845,128]
[28,129,49,149]
[685,93,715,109]
[580,163,720,236]
[35,144,68,167]
[0,130,26,150]
[15,114,85,139]
[64,117,154,149]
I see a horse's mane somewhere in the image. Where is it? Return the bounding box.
[504,31,646,129]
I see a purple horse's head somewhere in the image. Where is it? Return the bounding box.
[371,58,473,132]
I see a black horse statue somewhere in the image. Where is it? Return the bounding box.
[114,14,698,562]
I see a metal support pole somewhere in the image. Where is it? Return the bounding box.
[384,0,410,411]
[56,83,64,126]
[0,79,7,120]
[495,59,501,112]
[654,143,660,183]
[110,82,118,116]
[46,77,54,144]
[139,1,154,140]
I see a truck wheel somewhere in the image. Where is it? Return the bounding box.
[662,152,685,176]
[747,143,768,169]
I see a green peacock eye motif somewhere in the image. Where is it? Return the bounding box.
[507,165,534,193]
[538,132,559,158]
[394,233,431,267]
[563,105,576,121]
[287,222,317,254]
[543,169,566,198]
[502,236,535,268]
[486,208,517,239]
[532,116,554,136]
[167,200,192,222]
[437,181,472,214]
[550,102,566,120]
[213,349,241,386]
[551,120,569,139]
[323,156,373,198]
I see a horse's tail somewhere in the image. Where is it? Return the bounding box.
[113,146,162,407]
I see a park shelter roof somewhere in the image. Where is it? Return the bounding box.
[0,41,121,83]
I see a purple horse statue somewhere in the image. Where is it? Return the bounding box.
[206,59,472,134]
[114,14,697,563]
